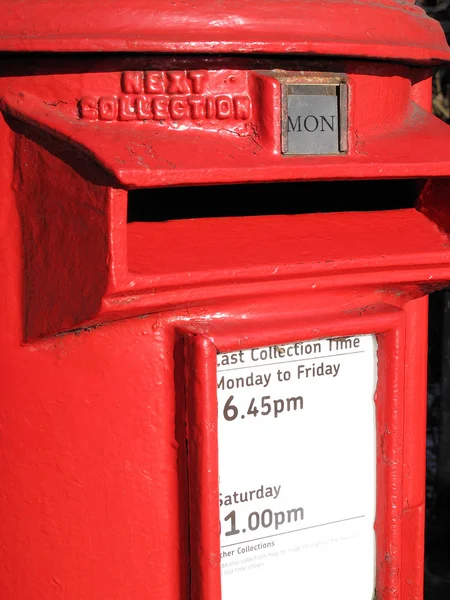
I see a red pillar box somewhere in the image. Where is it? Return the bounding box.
[1,1,450,599]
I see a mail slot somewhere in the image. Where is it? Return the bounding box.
[1,1,450,599]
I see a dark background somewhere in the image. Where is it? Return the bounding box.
[415,3,450,597]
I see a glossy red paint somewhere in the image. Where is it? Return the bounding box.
[2,61,450,189]
[1,2,450,599]
[0,0,448,63]
[182,303,429,600]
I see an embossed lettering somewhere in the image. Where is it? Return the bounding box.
[122,71,143,94]
[187,71,207,94]
[205,97,215,119]
[234,96,251,120]
[152,95,170,119]
[98,97,119,121]
[169,96,187,120]
[80,96,99,120]
[166,72,190,94]
[135,95,152,119]
[118,95,137,120]
[79,70,253,124]
[187,96,205,120]
[216,96,232,119]
[145,72,165,94]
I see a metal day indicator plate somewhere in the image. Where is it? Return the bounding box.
[217,334,376,600]
[281,79,348,155]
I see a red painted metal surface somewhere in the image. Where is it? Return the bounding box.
[0,59,448,189]
[0,0,448,63]
[182,304,429,600]
[0,1,450,599]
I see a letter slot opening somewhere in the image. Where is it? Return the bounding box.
[126,179,430,280]
[127,179,425,223]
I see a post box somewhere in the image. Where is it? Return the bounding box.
[1,1,450,599]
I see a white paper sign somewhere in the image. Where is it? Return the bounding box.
[217,335,377,600]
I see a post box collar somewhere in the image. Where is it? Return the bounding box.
[0,0,449,64]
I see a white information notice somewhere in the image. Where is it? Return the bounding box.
[217,335,377,600]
